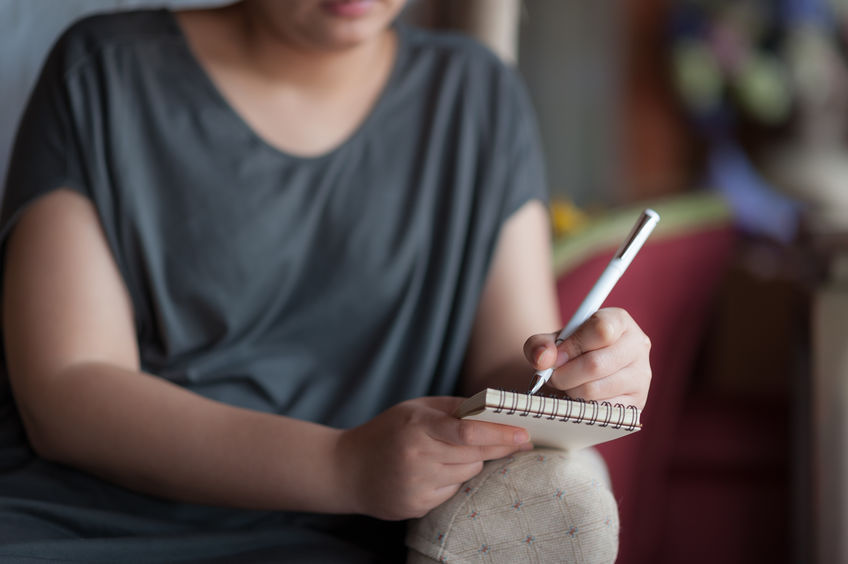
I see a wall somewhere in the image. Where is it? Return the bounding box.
[517,0,624,206]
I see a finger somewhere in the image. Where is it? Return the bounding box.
[437,442,529,464]
[428,417,530,448]
[430,484,463,508]
[562,360,651,406]
[523,332,559,370]
[550,312,651,390]
[549,326,644,392]
[477,442,533,460]
[557,308,630,364]
[435,460,486,488]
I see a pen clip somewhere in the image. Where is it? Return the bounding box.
[614,209,660,264]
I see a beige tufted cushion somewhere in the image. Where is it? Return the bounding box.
[406,448,618,564]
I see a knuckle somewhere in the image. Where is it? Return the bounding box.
[397,446,419,470]
[561,338,582,360]
[582,352,605,376]
[469,460,484,476]
[582,378,604,399]
[408,495,433,520]
[398,404,422,427]
[591,315,617,343]
[456,420,476,445]
[457,461,484,484]
[568,383,589,401]
[397,501,425,521]
[610,307,634,325]
[411,506,430,520]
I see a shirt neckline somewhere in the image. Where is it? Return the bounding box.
[162,9,409,164]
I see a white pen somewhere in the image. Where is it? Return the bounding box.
[528,208,660,395]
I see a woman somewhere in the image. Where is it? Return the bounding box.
[0,1,650,561]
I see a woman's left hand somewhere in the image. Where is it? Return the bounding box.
[523,307,652,409]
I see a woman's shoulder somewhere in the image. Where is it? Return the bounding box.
[399,23,507,72]
[48,9,177,76]
[396,23,531,118]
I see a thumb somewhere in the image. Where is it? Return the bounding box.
[523,332,560,370]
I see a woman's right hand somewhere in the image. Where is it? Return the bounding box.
[334,396,532,521]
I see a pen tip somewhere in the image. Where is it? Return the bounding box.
[528,376,544,395]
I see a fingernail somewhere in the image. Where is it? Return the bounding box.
[533,346,548,365]
[514,430,530,444]
[556,350,570,366]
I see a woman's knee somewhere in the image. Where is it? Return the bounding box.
[406,448,619,563]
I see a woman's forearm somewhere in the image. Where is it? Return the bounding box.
[26,361,353,514]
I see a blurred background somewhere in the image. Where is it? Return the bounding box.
[2,0,847,562]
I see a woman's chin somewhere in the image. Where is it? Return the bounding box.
[320,0,379,19]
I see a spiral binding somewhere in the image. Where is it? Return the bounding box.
[491,389,639,432]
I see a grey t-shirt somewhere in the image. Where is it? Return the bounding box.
[0,9,547,562]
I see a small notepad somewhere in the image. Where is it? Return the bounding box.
[455,388,642,451]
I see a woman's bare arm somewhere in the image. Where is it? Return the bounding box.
[461,200,561,395]
[462,200,652,408]
[3,189,354,512]
[3,189,527,519]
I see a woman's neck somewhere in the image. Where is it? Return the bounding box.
[198,2,396,95]
[174,3,399,156]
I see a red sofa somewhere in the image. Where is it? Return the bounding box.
[553,192,792,563]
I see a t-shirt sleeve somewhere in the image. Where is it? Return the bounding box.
[0,27,89,245]
[495,64,549,222]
